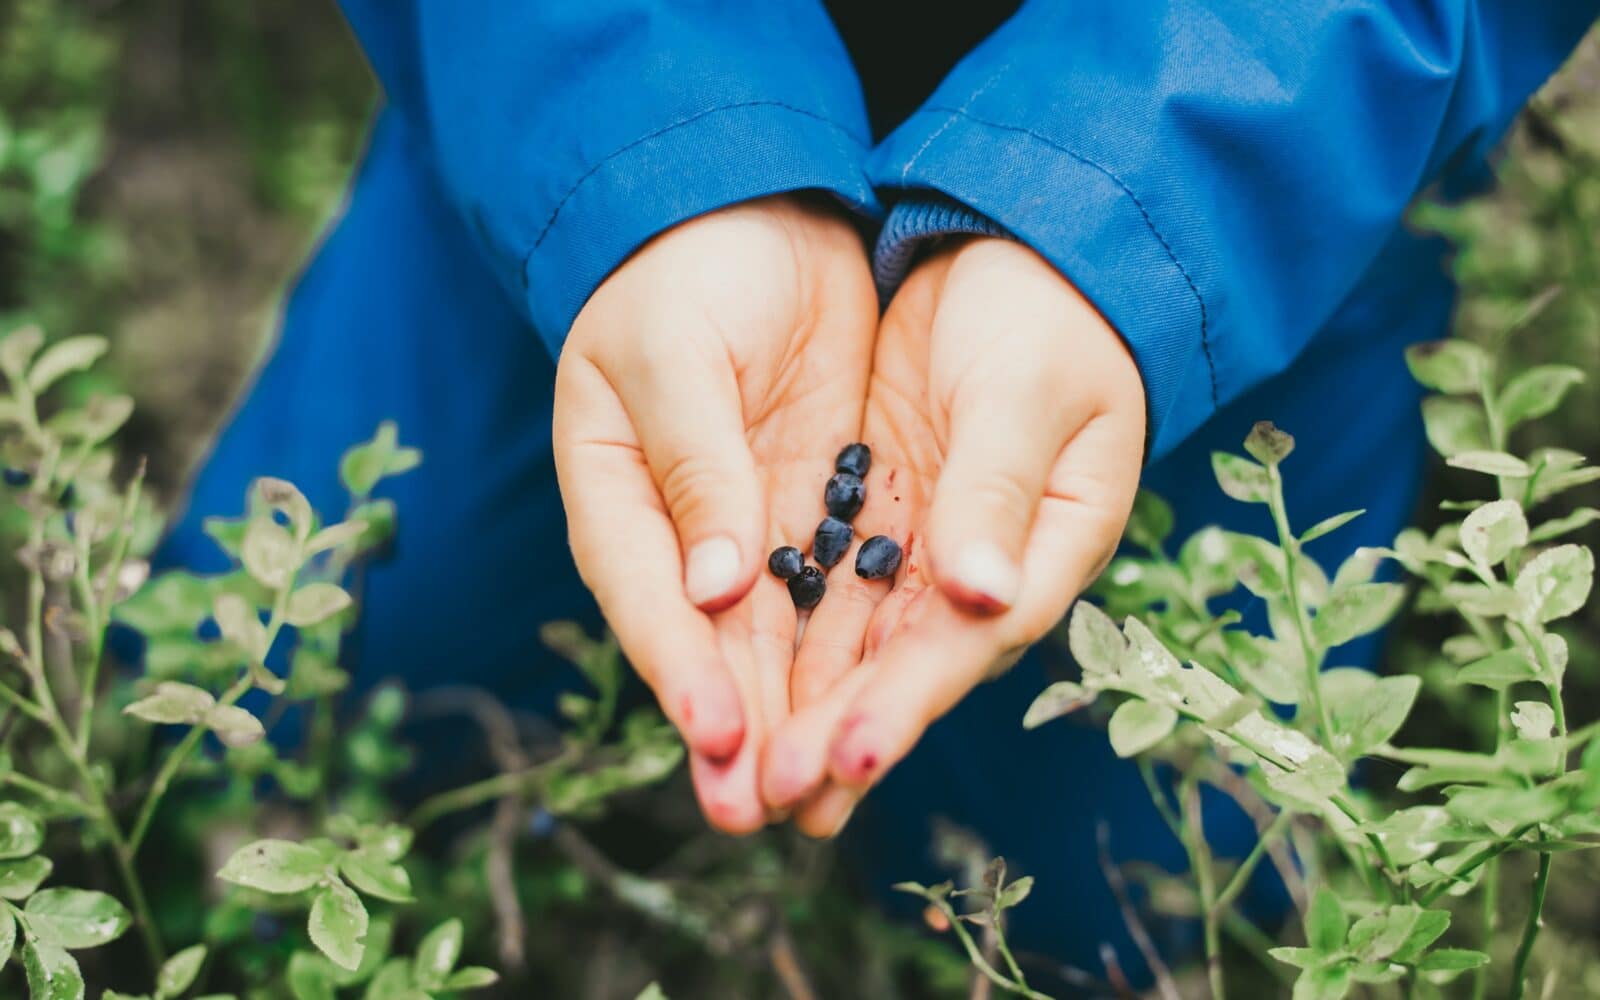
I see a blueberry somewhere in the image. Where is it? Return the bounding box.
[787,566,826,609]
[855,535,902,580]
[768,545,804,580]
[835,442,871,479]
[1,467,30,488]
[824,472,865,521]
[813,516,852,568]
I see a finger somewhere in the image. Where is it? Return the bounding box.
[553,357,744,761]
[925,358,1086,615]
[715,567,800,828]
[610,338,766,613]
[761,666,873,810]
[789,538,888,710]
[828,416,1139,790]
[793,782,860,840]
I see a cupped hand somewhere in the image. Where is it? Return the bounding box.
[552,194,878,833]
[760,237,1147,836]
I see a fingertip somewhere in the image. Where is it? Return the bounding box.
[678,684,745,762]
[760,726,825,810]
[936,539,1020,614]
[829,713,884,789]
[685,534,754,611]
[690,752,767,836]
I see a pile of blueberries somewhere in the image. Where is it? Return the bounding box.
[768,442,902,610]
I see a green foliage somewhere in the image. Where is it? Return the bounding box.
[998,336,1596,998]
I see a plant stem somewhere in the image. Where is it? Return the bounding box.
[1137,758,1184,840]
[931,899,1054,1000]
[1419,822,1539,905]
[1508,851,1552,1000]
[1264,463,1335,749]
[75,459,144,754]
[128,670,252,853]
[1180,778,1225,1000]
[407,745,579,831]
[1214,812,1290,914]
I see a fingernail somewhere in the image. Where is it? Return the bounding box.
[823,802,858,839]
[953,541,1020,609]
[685,535,741,607]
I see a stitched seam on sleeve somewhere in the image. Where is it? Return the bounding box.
[915,106,1218,408]
[522,100,869,280]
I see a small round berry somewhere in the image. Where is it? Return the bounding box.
[2,467,31,488]
[768,545,804,580]
[787,566,826,609]
[813,516,853,569]
[824,472,865,521]
[855,535,902,580]
[835,442,871,479]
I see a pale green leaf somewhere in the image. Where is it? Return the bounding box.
[0,854,53,899]
[156,944,207,1000]
[123,682,215,726]
[285,584,352,628]
[0,324,44,379]
[1325,671,1420,757]
[1244,421,1295,465]
[0,802,44,859]
[1301,509,1365,545]
[217,839,328,894]
[1420,396,1489,457]
[1124,490,1174,554]
[338,850,412,903]
[1456,651,1538,690]
[1459,499,1527,568]
[0,906,13,975]
[308,880,368,972]
[1498,365,1585,429]
[24,888,132,948]
[1306,887,1348,953]
[1447,450,1531,478]
[240,517,299,590]
[1066,602,1125,676]
[1514,544,1593,623]
[23,939,83,1000]
[205,704,265,748]
[1510,701,1555,742]
[1405,339,1485,394]
[443,967,499,990]
[1528,508,1600,543]
[412,919,462,989]
[1212,452,1272,503]
[1312,583,1406,649]
[1022,681,1093,730]
[26,336,107,394]
[1107,700,1178,757]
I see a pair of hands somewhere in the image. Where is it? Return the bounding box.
[552,195,1145,836]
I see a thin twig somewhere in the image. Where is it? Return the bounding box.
[768,920,819,1000]
[1096,821,1182,1000]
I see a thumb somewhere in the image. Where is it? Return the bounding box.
[611,346,765,612]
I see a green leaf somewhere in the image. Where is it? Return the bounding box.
[1244,421,1296,465]
[0,905,13,974]
[1447,450,1531,478]
[1459,499,1527,568]
[1022,681,1093,730]
[285,583,352,628]
[1268,946,1320,969]
[1301,510,1365,545]
[340,423,398,497]
[212,592,267,659]
[1510,701,1556,741]
[1067,602,1125,676]
[443,967,500,990]
[635,985,668,1000]
[1306,888,1348,953]
[1405,339,1485,394]
[1348,905,1422,962]
[287,951,339,1000]
[0,854,53,899]
[1417,948,1489,975]
[1312,582,1406,649]
[124,682,215,726]
[156,944,207,1000]
[1420,396,1489,457]
[338,850,412,903]
[217,839,328,894]
[1514,544,1593,623]
[205,704,265,748]
[306,520,368,556]
[1107,700,1178,757]
[996,876,1034,911]
[309,880,368,972]
[0,802,44,859]
[26,336,107,394]
[1456,651,1538,690]
[241,517,299,590]
[1212,452,1272,503]
[1324,671,1420,757]
[23,939,83,1000]
[1529,507,1600,544]
[24,888,132,948]
[49,393,133,444]
[0,324,45,379]
[1292,961,1352,1000]
[1498,364,1585,429]
[1124,490,1174,554]
[1390,908,1451,963]
[361,959,414,1000]
[412,918,462,989]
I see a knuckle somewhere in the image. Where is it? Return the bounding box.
[656,452,736,529]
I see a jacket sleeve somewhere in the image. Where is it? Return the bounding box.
[343,1,878,357]
[868,2,1598,458]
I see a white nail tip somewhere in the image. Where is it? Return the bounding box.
[685,535,741,606]
[955,542,1021,607]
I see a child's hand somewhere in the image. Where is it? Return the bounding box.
[553,195,877,833]
[761,237,1146,835]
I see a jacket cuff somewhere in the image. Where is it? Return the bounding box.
[870,108,1215,456]
[873,191,1012,301]
[522,102,879,357]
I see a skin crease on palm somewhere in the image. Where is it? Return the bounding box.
[553,195,1146,838]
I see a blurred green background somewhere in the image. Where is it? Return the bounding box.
[1,3,1598,996]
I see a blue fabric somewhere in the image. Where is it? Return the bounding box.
[872,192,1010,298]
[152,1,1596,989]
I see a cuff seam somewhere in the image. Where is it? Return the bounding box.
[523,99,870,279]
[914,105,1218,409]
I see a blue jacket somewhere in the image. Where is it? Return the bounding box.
[340,0,1595,461]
